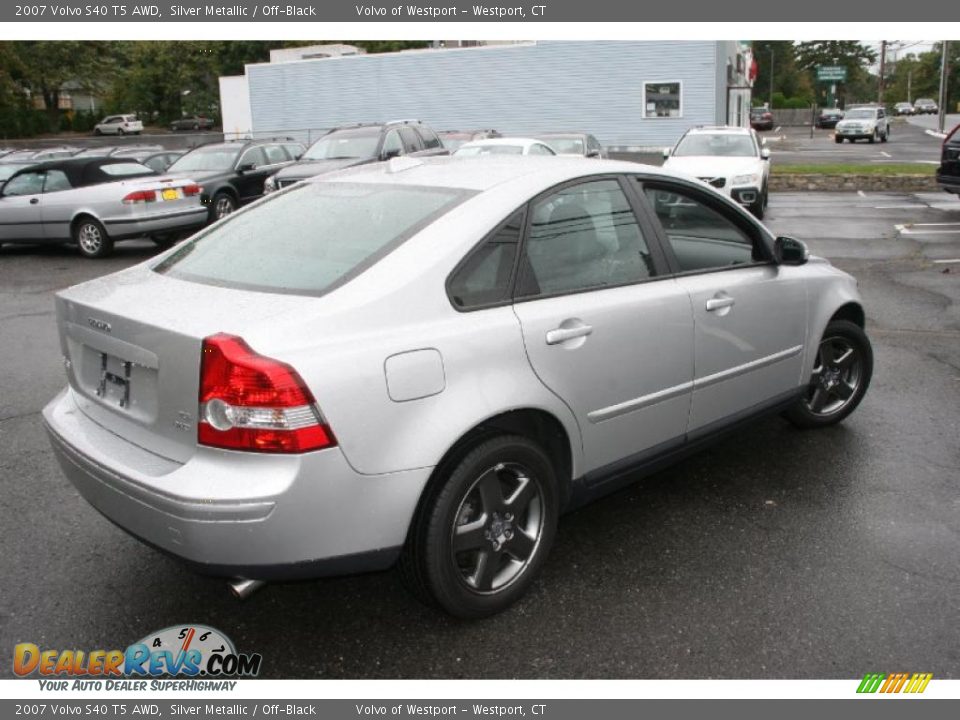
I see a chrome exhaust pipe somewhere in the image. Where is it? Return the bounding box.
[229,578,265,600]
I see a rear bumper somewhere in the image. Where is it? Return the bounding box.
[101,207,208,239]
[43,388,431,579]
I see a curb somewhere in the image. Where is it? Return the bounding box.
[925,128,947,139]
[770,174,939,193]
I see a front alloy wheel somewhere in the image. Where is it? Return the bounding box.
[73,217,113,259]
[785,319,873,428]
[400,434,558,618]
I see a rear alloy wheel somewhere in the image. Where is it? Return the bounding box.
[400,435,558,618]
[73,217,113,259]
[784,319,873,429]
[211,192,237,222]
[117,128,125,136]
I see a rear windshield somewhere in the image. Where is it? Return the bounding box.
[455,144,525,156]
[154,182,472,295]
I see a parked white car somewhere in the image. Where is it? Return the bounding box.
[834,106,889,144]
[93,114,144,136]
[454,138,558,156]
[662,126,771,219]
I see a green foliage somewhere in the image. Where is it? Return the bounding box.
[883,42,960,110]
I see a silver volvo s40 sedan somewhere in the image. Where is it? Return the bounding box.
[43,156,873,617]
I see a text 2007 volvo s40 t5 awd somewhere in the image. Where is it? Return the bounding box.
[43,156,873,617]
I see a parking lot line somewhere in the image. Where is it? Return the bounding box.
[880,151,892,158]
[932,258,960,264]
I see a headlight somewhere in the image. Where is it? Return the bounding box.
[263,175,277,193]
[731,173,760,187]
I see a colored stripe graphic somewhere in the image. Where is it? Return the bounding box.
[857,672,932,694]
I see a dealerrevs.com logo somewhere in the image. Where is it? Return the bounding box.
[14,625,262,689]
[857,673,933,694]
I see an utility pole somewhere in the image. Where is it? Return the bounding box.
[769,47,774,109]
[878,40,887,105]
[938,40,950,134]
[907,69,912,104]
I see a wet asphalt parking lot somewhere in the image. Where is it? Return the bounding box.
[1,187,958,679]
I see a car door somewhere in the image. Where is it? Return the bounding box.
[0,170,46,241]
[637,179,808,434]
[510,176,695,474]
[233,145,269,203]
[39,169,76,241]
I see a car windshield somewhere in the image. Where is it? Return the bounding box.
[543,138,584,154]
[845,109,876,119]
[674,134,756,157]
[0,163,32,181]
[454,144,525,156]
[168,145,241,172]
[303,131,381,160]
[154,182,472,295]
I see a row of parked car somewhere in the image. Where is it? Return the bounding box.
[0,121,610,258]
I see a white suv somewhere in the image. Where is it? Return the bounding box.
[93,114,144,136]
[834,106,889,144]
[662,126,771,219]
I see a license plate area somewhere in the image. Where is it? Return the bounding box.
[96,353,133,409]
[161,188,180,201]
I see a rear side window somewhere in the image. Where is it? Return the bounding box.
[155,183,472,296]
[417,126,442,150]
[398,127,421,153]
[264,145,288,164]
[518,179,655,297]
[43,170,72,193]
[447,211,523,309]
[99,162,154,177]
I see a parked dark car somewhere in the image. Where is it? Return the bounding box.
[535,132,605,158]
[750,108,775,131]
[816,108,845,129]
[264,120,447,193]
[170,115,217,132]
[913,98,939,115]
[164,138,305,222]
[436,129,501,152]
[937,124,960,197]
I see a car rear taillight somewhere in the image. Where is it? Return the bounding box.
[198,333,336,454]
[122,190,156,204]
[183,183,201,197]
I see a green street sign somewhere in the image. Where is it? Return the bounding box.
[817,65,848,82]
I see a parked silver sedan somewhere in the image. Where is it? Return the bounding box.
[43,157,872,617]
[0,158,207,258]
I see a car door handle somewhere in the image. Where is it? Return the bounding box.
[30,198,39,205]
[546,324,593,345]
[706,296,735,312]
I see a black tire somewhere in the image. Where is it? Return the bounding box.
[193,123,200,131]
[209,191,237,222]
[834,135,843,144]
[881,128,889,143]
[117,128,125,136]
[73,216,113,259]
[750,185,767,219]
[94,128,102,136]
[784,319,873,429]
[400,434,559,619]
[868,130,877,144]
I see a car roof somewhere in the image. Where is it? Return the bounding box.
[8,157,154,186]
[684,125,752,135]
[310,155,671,192]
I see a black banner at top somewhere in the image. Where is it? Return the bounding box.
[0,0,950,22]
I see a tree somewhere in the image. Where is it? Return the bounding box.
[12,42,111,130]
[795,41,878,106]
[752,41,813,106]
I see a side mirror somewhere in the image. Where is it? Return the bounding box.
[586,149,601,159]
[237,162,256,173]
[662,147,672,159]
[774,236,809,266]
[381,148,401,161]
[760,147,771,160]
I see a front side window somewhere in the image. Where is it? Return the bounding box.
[3,172,45,196]
[528,143,555,156]
[239,146,267,169]
[169,146,241,172]
[643,185,759,272]
[417,126,442,150]
[381,130,403,158]
[644,81,682,118]
[398,127,421,154]
[519,179,655,297]
[155,182,472,296]
[447,211,523,309]
[263,145,288,164]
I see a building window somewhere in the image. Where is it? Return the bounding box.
[643,80,682,119]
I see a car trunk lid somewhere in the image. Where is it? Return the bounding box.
[55,265,313,463]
